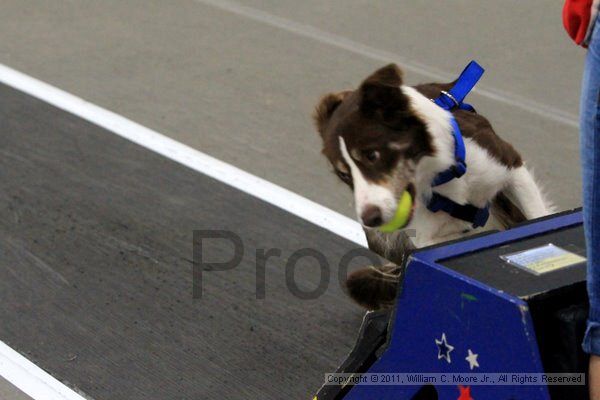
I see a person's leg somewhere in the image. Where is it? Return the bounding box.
[580,16,600,400]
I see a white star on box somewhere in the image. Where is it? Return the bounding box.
[465,349,479,370]
[435,333,454,363]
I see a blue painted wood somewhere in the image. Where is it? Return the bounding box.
[343,212,583,399]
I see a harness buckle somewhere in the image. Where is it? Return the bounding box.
[426,193,445,212]
[472,206,490,228]
[451,160,467,178]
[439,90,460,109]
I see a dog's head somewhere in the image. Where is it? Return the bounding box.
[313,64,434,229]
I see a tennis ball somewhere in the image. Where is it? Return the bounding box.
[378,190,413,233]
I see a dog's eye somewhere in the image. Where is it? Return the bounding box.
[336,170,352,184]
[363,150,380,163]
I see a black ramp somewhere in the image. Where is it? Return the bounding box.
[0,84,373,399]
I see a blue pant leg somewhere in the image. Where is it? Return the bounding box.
[581,17,600,355]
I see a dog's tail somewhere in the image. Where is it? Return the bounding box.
[490,191,528,229]
[493,167,556,228]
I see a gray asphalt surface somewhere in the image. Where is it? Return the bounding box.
[0,1,586,398]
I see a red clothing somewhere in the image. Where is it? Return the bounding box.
[563,0,599,46]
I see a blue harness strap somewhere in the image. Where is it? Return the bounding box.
[426,61,490,228]
[433,61,484,112]
[430,117,466,187]
[427,193,490,229]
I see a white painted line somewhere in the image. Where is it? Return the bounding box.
[0,63,367,248]
[195,0,579,129]
[0,340,88,400]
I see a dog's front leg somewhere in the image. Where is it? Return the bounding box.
[364,229,416,266]
[342,230,414,310]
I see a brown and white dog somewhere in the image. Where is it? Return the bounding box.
[313,64,554,309]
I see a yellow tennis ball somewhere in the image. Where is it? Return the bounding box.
[378,190,413,233]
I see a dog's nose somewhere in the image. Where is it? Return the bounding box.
[361,206,383,227]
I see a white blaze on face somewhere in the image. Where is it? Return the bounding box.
[339,137,397,224]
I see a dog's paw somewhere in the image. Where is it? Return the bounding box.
[345,263,400,310]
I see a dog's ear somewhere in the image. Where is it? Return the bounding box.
[313,91,350,136]
[359,64,408,121]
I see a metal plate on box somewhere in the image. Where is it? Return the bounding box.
[500,244,586,275]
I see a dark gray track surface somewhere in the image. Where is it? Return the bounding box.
[0,84,373,399]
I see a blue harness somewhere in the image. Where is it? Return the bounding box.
[426,61,490,228]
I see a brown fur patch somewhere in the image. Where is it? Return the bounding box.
[312,91,351,137]
[414,83,524,168]
[345,264,400,310]
[314,64,435,187]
